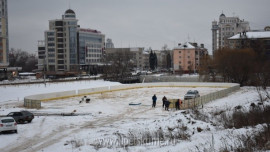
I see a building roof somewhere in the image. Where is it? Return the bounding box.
[228,31,270,39]
[79,28,101,34]
[174,42,195,49]
[220,13,226,17]
[65,9,75,14]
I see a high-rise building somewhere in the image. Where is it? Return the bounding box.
[212,13,250,53]
[39,9,105,76]
[0,0,9,67]
[44,9,78,74]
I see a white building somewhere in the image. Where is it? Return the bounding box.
[44,9,79,74]
[212,13,250,53]
[39,9,105,76]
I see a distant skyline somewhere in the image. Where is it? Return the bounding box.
[8,0,270,54]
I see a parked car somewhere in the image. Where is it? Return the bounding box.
[0,117,17,133]
[184,90,200,100]
[7,111,34,124]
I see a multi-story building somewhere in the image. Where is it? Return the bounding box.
[78,28,105,65]
[228,30,270,59]
[173,42,208,73]
[44,9,78,75]
[78,28,105,74]
[37,40,45,71]
[212,13,250,53]
[105,47,146,70]
[105,38,114,49]
[39,9,105,76]
[0,0,8,68]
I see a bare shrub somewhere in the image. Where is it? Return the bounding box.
[220,125,270,151]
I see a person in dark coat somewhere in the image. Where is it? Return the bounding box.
[165,99,170,111]
[162,96,167,108]
[152,94,157,108]
[175,99,180,110]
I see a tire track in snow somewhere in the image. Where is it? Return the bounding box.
[1,106,152,152]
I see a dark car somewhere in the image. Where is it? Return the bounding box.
[7,111,34,124]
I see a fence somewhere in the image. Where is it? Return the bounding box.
[180,84,240,110]
[24,82,240,109]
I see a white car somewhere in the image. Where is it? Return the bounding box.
[0,117,17,133]
[184,90,200,100]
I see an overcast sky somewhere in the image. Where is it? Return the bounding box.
[8,0,270,54]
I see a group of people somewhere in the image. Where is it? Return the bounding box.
[152,94,182,111]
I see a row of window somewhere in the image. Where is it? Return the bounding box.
[222,27,235,31]
[87,49,102,53]
[86,59,101,63]
[220,19,238,23]
[86,54,102,57]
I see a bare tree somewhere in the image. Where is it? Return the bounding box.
[9,48,37,72]
[103,50,133,80]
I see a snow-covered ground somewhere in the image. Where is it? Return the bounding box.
[0,80,267,152]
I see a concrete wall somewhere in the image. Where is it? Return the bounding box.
[24,82,240,109]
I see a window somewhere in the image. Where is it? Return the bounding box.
[58,54,64,58]
[179,51,181,54]
[48,43,55,47]
[48,38,54,41]
[58,60,64,64]
[47,32,54,36]
[58,66,64,69]
[48,59,55,63]
[57,44,63,48]
[57,50,64,54]
[48,54,55,57]
[57,33,63,37]
[48,48,55,52]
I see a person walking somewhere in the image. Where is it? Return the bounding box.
[162,96,167,108]
[152,94,157,108]
[165,99,170,111]
[179,98,183,110]
[175,99,180,110]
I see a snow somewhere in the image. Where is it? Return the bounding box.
[0,81,268,152]
[0,80,121,104]
[174,42,195,49]
[229,31,270,39]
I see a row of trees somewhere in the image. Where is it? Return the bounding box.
[149,50,157,71]
[199,47,270,87]
[9,48,38,72]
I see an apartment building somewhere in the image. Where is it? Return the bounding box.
[173,42,208,73]
[228,30,270,59]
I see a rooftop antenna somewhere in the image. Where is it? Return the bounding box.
[68,0,71,9]
[187,34,190,42]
